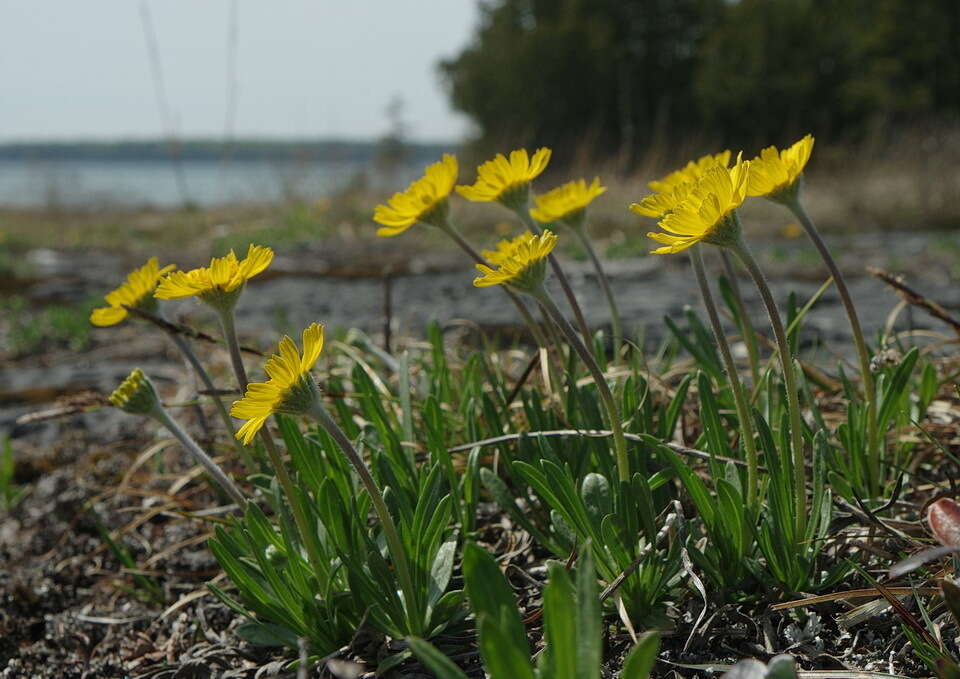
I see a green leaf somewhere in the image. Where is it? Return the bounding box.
[661,373,694,440]
[478,614,536,679]
[643,435,715,528]
[480,468,561,554]
[428,540,457,610]
[877,346,919,428]
[621,630,660,679]
[235,621,299,648]
[462,543,528,653]
[574,549,601,679]
[541,562,577,679]
[581,473,613,528]
[408,638,470,679]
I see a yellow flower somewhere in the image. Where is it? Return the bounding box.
[155,244,274,308]
[630,150,732,220]
[457,148,551,206]
[647,158,750,254]
[373,154,458,236]
[480,232,531,267]
[530,177,606,225]
[629,182,695,220]
[746,134,814,200]
[230,323,325,444]
[648,150,731,195]
[474,230,557,291]
[90,257,175,326]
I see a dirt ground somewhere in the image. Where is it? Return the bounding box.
[2,228,960,677]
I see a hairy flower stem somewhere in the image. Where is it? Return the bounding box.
[729,236,806,535]
[217,309,249,390]
[691,246,759,510]
[786,197,879,492]
[218,308,326,577]
[439,222,550,348]
[571,223,623,356]
[532,286,630,483]
[308,403,419,630]
[719,250,761,388]
[519,209,593,347]
[150,405,246,507]
[164,328,253,467]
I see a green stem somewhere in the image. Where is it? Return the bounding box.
[309,402,419,630]
[150,405,247,507]
[786,197,879,492]
[218,307,327,578]
[691,246,759,510]
[728,236,806,535]
[533,286,630,483]
[519,209,593,348]
[719,249,761,388]
[165,328,253,467]
[572,222,623,355]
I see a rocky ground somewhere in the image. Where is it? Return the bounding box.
[2,229,959,677]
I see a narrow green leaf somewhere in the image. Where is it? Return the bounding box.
[877,347,919,428]
[541,562,577,679]
[574,549,601,679]
[621,630,660,679]
[407,638,471,679]
[478,614,536,679]
[235,621,299,648]
[462,543,528,652]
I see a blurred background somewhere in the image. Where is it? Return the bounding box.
[1,0,959,359]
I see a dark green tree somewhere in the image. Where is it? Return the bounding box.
[440,0,960,159]
[439,0,724,163]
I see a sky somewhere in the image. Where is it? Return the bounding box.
[0,1,480,143]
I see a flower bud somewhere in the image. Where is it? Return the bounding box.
[109,368,161,416]
[928,498,960,547]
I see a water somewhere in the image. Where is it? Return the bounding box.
[0,158,408,209]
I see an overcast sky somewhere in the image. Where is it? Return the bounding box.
[0,1,479,143]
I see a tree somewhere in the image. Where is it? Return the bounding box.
[440,0,960,160]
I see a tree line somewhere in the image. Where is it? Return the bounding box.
[439,0,960,163]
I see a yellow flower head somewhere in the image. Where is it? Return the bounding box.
[648,150,731,195]
[155,244,274,310]
[474,230,557,292]
[647,158,751,255]
[457,148,551,207]
[530,177,606,225]
[109,368,161,416]
[746,134,814,201]
[629,182,695,220]
[230,323,325,444]
[90,257,175,327]
[374,154,458,236]
[480,232,530,267]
